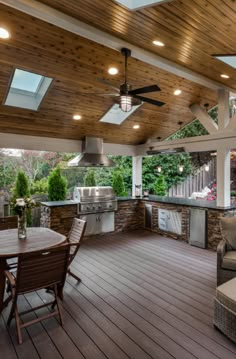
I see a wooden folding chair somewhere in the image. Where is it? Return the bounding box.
[0,216,17,230]
[4,243,70,344]
[67,218,87,282]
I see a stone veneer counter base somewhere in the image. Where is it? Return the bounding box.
[40,197,236,250]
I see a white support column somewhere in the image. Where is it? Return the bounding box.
[132,156,142,197]
[216,147,231,207]
[218,89,230,130]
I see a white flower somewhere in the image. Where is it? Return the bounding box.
[16,198,25,207]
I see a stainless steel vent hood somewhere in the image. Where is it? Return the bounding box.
[68,137,115,167]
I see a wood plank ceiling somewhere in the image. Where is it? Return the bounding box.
[0,1,234,145]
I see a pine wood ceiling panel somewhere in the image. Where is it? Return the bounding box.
[38,0,236,89]
[0,3,217,145]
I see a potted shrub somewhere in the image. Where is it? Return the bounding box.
[48,167,67,201]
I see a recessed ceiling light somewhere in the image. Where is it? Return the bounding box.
[108,67,118,75]
[73,114,81,120]
[152,40,165,47]
[174,89,182,96]
[220,74,230,79]
[0,28,10,39]
[133,124,140,129]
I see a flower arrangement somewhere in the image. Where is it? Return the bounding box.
[11,197,37,215]
[11,197,37,239]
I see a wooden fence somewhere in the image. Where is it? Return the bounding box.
[168,159,216,198]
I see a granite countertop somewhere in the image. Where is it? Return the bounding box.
[41,200,79,207]
[41,197,236,211]
[117,195,236,210]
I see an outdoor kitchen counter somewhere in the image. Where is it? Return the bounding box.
[117,196,236,210]
[40,197,236,250]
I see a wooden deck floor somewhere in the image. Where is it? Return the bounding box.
[1,230,236,359]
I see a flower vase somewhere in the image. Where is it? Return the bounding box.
[18,211,27,240]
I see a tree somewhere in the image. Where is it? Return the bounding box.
[112,171,127,196]
[153,175,167,196]
[13,170,30,198]
[84,170,96,186]
[48,167,67,201]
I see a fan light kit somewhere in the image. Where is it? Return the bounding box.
[120,95,132,112]
[220,74,230,79]
[153,40,165,47]
[108,67,118,75]
[174,89,182,96]
[0,27,10,39]
[73,114,82,120]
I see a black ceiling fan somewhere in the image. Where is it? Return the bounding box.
[77,48,165,112]
[98,48,165,112]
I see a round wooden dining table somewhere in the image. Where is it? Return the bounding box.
[0,227,66,314]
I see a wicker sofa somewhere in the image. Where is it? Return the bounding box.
[217,217,236,286]
[214,278,236,343]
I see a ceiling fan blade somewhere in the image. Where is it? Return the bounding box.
[96,78,120,92]
[134,95,165,107]
[129,84,161,95]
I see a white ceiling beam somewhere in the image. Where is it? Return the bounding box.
[189,104,218,134]
[0,133,136,156]
[137,130,236,155]
[1,0,234,92]
[218,89,230,130]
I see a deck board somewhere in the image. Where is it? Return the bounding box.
[1,230,236,358]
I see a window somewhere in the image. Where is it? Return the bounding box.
[114,0,171,10]
[99,103,142,125]
[4,69,53,110]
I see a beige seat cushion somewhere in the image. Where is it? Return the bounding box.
[216,278,236,312]
[222,251,236,270]
[220,217,236,250]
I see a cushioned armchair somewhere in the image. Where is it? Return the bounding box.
[217,217,236,285]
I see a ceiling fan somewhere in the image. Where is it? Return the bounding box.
[79,48,165,112]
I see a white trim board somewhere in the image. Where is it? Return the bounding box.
[1,0,234,92]
[0,132,136,156]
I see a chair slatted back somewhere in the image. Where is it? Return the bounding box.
[0,216,17,230]
[67,218,86,265]
[16,244,70,294]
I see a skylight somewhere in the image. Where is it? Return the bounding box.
[114,0,171,10]
[215,56,236,69]
[5,69,53,110]
[99,103,142,125]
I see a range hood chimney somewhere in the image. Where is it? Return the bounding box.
[68,137,115,167]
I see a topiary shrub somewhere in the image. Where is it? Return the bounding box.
[112,171,127,197]
[84,169,96,187]
[153,175,167,196]
[13,170,30,198]
[48,167,67,201]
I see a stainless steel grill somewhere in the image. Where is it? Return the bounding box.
[73,186,117,214]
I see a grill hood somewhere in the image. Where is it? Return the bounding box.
[68,137,115,167]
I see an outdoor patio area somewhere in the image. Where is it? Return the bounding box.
[1,230,236,359]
